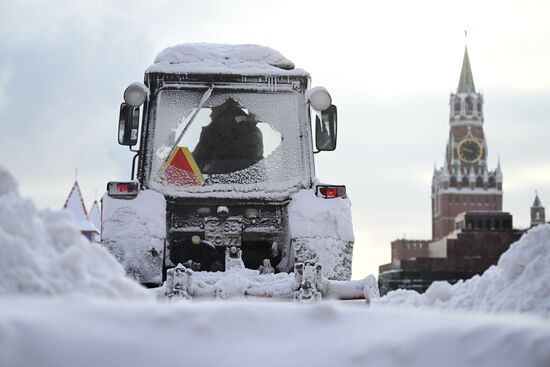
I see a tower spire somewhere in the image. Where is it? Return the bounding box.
[495,156,503,182]
[531,191,546,226]
[457,32,476,93]
[533,190,543,208]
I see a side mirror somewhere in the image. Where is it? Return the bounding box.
[315,104,337,151]
[118,102,140,146]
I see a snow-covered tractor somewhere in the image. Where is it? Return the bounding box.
[102,43,370,300]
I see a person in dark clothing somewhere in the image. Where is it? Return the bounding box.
[193,98,264,174]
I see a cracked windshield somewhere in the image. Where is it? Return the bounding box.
[150,89,304,191]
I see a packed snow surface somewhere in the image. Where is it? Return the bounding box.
[377,224,550,317]
[146,43,308,76]
[0,166,148,298]
[1,298,550,367]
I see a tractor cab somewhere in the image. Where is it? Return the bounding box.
[103,44,353,295]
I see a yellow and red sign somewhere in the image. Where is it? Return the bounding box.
[161,147,204,186]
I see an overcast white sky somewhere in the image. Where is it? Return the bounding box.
[1,0,549,278]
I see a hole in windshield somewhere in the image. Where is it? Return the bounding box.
[193,98,264,174]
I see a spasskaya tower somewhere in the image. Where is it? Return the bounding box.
[431,45,503,240]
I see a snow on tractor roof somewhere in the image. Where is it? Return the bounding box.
[146,43,309,76]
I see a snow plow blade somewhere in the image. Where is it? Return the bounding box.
[162,260,380,303]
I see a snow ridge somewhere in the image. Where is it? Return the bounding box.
[377,224,550,317]
[0,166,149,298]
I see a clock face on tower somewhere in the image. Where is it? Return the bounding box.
[457,139,483,163]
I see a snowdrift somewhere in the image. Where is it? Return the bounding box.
[0,166,149,298]
[1,298,549,367]
[377,224,550,317]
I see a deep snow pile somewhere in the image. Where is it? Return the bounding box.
[377,224,550,317]
[1,298,549,367]
[146,43,307,76]
[0,166,149,298]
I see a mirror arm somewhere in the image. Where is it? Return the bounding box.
[130,152,139,180]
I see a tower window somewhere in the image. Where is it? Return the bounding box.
[465,96,474,114]
[454,99,461,115]
[477,100,482,114]
[450,177,457,187]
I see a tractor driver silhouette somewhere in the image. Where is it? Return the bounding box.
[193,98,264,175]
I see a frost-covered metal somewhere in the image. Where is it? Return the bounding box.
[147,88,310,200]
[161,260,374,301]
[288,190,354,280]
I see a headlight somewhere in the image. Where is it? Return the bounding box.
[123,82,149,107]
[244,208,260,218]
[306,86,332,111]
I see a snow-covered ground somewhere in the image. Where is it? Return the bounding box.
[1,165,550,367]
[1,298,550,367]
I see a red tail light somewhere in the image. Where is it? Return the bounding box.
[118,184,129,192]
[316,185,346,199]
[107,181,139,199]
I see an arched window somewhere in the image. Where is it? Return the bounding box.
[465,96,474,114]
[477,99,482,114]
[476,177,483,188]
[454,99,461,115]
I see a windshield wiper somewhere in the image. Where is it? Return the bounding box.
[162,84,214,165]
